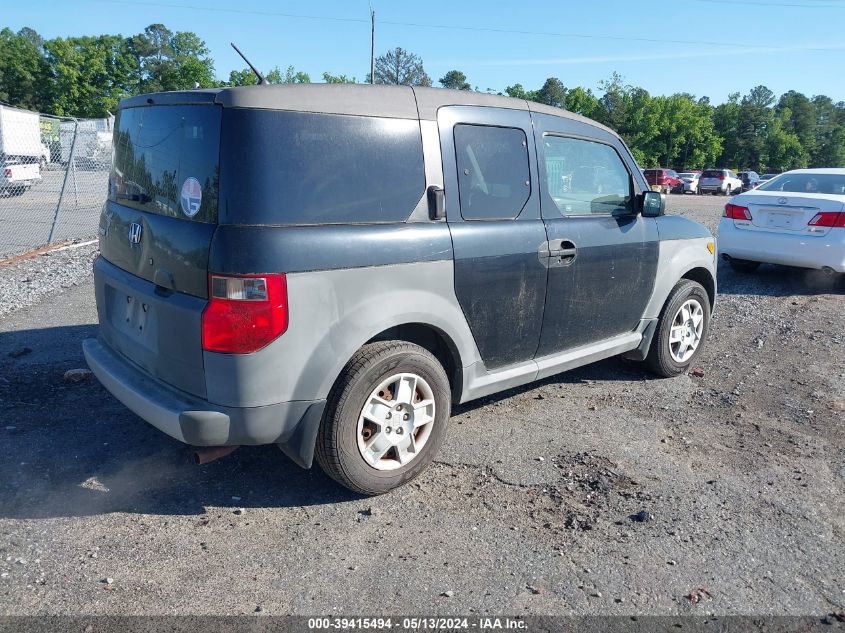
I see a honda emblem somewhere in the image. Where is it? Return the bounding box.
[128,222,143,245]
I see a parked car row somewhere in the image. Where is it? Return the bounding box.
[644,168,781,195]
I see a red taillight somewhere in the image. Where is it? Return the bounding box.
[3,168,10,178]
[808,212,845,228]
[724,203,752,220]
[717,174,725,180]
[201,273,288,354]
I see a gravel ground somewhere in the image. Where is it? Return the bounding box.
[0,242,98,319]
[0,195,843,618]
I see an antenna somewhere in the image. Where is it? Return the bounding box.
[370,5,376,85]
[230,42,268,86]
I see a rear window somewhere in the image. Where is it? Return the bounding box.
[219,110,425,225]
[758,172,845,195]
[701,170,723,178]
[110,105,221,222]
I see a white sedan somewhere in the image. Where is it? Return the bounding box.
[718,168,845,274]
[677,172,700,194]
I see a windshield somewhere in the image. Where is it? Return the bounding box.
[110,105,221,222]
[757,172,845,195]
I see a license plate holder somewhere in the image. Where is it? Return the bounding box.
[765,211,796,229]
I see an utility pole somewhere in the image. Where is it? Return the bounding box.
[370,8,376,84]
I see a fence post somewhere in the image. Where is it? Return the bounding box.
[48,118,78,244]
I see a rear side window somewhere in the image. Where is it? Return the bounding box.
[111,105,221,222]
[454,124,530,221]
[543,136,632,216]
[220,110,424,225]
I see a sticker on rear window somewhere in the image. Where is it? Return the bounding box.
[180,177,202,217]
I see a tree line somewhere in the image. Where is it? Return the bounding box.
[1,25,843,171]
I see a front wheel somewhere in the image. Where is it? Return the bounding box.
[646,279,711,378]
[315,341,451,495]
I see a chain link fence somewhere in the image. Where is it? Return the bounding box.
[0,103,112,260]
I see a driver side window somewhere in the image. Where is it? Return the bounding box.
[543,135,632,216]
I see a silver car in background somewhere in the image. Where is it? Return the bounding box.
[699,169,743,195]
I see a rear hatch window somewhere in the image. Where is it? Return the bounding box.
[101,104,221,299]
[701,170,723,178]
[110,105,220,222]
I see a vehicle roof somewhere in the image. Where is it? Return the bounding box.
[118,84,616,137]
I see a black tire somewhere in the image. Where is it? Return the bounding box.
[8,185,26,197]
[315,341,451,495]
[728,258,760,273]
[646,279,711,378]
[724,185,732,196]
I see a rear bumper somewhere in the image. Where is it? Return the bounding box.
[82,337,326,467]
[718,220,845,272]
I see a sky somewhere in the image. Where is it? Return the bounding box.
[6,0,845,104]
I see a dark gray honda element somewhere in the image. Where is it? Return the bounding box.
[84,84,716,494]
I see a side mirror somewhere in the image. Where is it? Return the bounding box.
[427,185,445,220]
[640,191,665,217]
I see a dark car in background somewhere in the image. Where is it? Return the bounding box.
[643,168,683,194]
[738,171,761,192]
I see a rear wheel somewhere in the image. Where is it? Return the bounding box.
[315,341,451,495]
[728,258,760,273]
[646,279,711,378]
[724,185,732,196]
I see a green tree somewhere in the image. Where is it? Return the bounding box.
[439,70,470,90]
[764,109,807,170]
[536,77,566,108]
[563,86,599,118]
[0,27,48,110]
[129,24,215,92]
[811,96,845,167]
[504,83,538,101]
[373,48,431,86]
[735,85,775,170]
[322,72,356,84]
[776,91,816,159]
[713,93,742,167]
[42,34,135,117]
